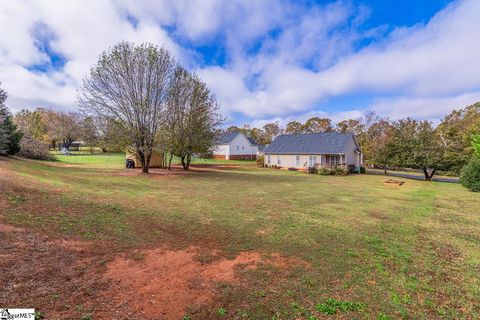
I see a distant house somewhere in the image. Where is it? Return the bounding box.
[263,132,363,169]
[213,132,258,160]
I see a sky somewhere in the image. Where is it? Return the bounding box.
[1,0,479,127]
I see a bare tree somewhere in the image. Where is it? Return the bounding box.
[163,66,195,169]
[79,42,175,173]
[54,112,83,150]
[171,71,222,170]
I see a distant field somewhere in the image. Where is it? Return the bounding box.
[1,153,479,319]
[51,150,255,167]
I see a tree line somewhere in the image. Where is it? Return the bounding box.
[224,106,480,181]
[1,40,479,184]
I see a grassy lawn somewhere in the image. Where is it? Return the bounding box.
[51,150,255,167]
[1,153,479,319]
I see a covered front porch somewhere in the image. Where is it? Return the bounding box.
[308,152,363,168]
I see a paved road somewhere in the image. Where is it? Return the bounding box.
[367,169,459,183]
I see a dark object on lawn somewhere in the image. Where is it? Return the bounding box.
[384,179,404,186]
[288,167,298,171]
[126,159,135,169]
[308,166,317,174]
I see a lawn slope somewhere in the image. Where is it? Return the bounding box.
[1,154,479,319]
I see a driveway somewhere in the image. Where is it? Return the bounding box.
[367,169,459,183]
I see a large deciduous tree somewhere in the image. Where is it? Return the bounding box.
[13,109,51,160]
[390,119,447,181]
[54,112,83,150]
[366,119,395,174]
[79,42,175,173]
[336,119,364,135]
[166,68,221,170]
[437,102,480,173]
[303,117,333,133]
[263,121,281,143]
[285,121,304,134]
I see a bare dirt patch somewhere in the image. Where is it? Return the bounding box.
[0,217,308,320]
[101,246,308,319]
[0,221,117,320]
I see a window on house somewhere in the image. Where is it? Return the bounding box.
[328,155,341,164]
[277,156,281,165]
[267,155,271,164]
[308,155,317,167]
[295,155,300,166]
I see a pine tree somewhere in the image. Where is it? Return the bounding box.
[0,83,21,155]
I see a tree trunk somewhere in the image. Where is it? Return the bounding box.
[168,153,174,170]
[63,139,73,151]
[181,155,187,170]
[384,165,388,174]
[138,150,150,174]
[185,153,191,170]
[423,167,436,181]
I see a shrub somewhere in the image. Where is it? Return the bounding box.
[18,135,53,160]
[360,166,366,174]
[318,167,331,175]
[318,166,348,176]
[256,154,264,167]
[460,158,480,192]
[347,164,356,173]
[331,166,349,176]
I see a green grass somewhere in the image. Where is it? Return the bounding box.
[52,152,126,167]
[2,154,479,319]
[51,151,254,167]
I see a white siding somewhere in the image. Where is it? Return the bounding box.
[213,144,230,156]
[264,154,310,168]
[229,134,258,155]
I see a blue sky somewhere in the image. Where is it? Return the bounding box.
[1,0,479,127]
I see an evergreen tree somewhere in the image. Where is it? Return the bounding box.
[0,83,21,155]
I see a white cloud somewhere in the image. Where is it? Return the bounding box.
[370,92,480,122]
[200,0,480,120]
[0,0,479,124]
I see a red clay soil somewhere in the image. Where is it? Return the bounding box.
[0,220,307,320]
[101,248,262,319]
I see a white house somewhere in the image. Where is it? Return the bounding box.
[263,132,363,169]
[213,132,258,160]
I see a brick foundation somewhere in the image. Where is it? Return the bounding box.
[229,154,257,160]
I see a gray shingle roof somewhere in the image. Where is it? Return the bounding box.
[263,133,358,154]
[216,132,240,144]
[216,132,257,145]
